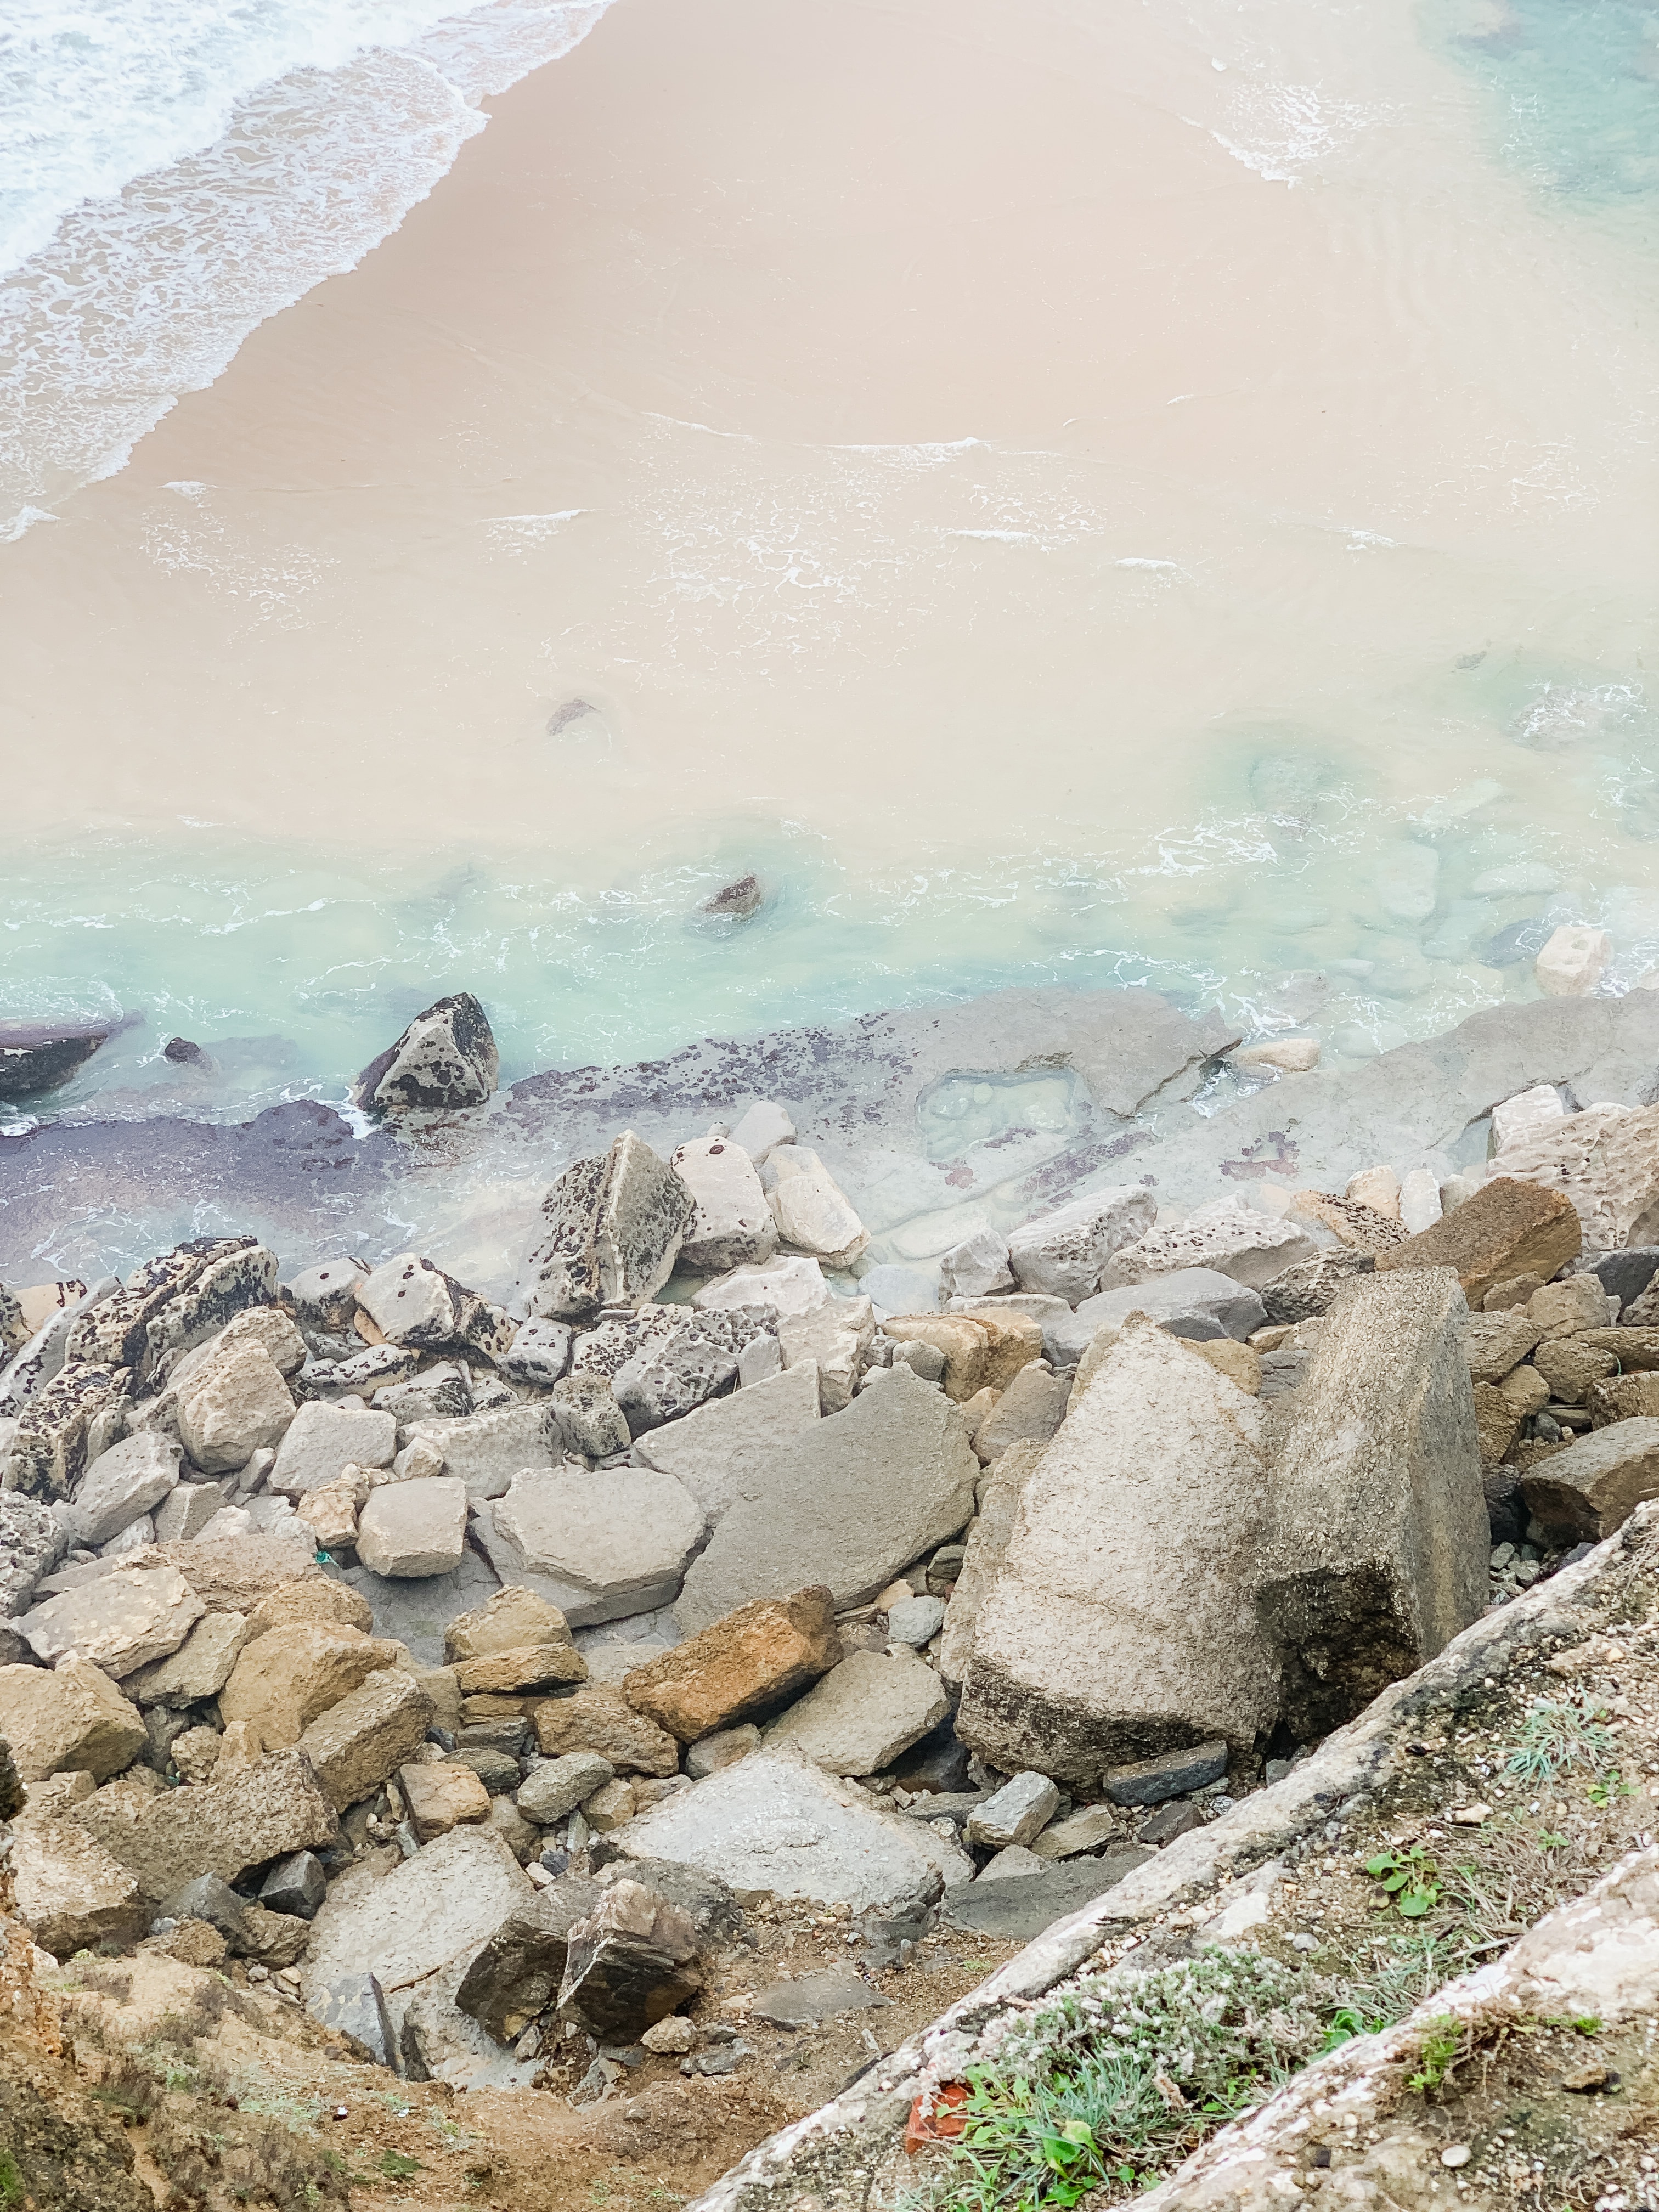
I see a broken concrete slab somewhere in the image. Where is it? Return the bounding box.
[476,1464,703,1627]
[18,1563,204,1678]
[634,1362,822,1526]
[763,1651,948,1776]
[937,1442,1042,1692]
[306,1821,534,2002]
[966,1772,1061,1850]
[1101,1740,1228,1806]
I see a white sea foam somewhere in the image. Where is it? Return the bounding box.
[0,0,611,529]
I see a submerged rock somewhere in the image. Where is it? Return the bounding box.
[0,1016,116,1100]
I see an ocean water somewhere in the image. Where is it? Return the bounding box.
[4,0,1659,1147]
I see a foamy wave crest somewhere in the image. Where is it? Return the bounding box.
[0,0,610,529]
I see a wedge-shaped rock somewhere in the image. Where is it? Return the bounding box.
[957,1321,1277,1782]
[64,1237,273,1381]
[1521,1418,1659,1541]
[455,1874,603,2042]
[879,1316,987,1402]
[355,1252,512,1358]
[623,1587,842,1741]
[972,1364,1068,1463]
[298,1666,434,1808]
[123,1611,252,1708]
[1374,1175,1582,1307]
[444,1584,579,1664]
[633,1363,821,1526]
[1099,1198,1317,1293]
[533,1686,680,1775]
[1007,1187,1156,1302]
[767,1149,869,1269]
[352,991,499,1113]
[1053,1270,1266,1363]
[764,1650,947,1776]
[778,1300,872,1413]
[672,1137,777,1271]
[71,1747,338,1900]
[18,1564,204,1678]
[12,1815,148,1957]
[1255,1269,1487,1740]
[479,1465,703,1627]
[271,1401,396,1498]
[0,1657,146,1782]
[557,1877,703,2041]
[673,1368,978,1634]
[67,1432,180,1545]
[218,1623,403,1747]
[529,1132,695,1321]
[286,1257,368,1332]
[305,1822,532,2002]
[607,1748,969,1913]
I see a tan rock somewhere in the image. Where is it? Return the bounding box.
[218,1624,402,1748]
[242,1577,374,1642]
[1587,1373,1659,1427]
[399,1758,490,1840]
[176,1337,296,1474]
[1521,1418,1659,1541]
[70,1747,339,1899]
[960,1385,1000,1453]
[1290,1192,1410,1254]
[413,1664,463,1733]
[123,1611,252,1707]
[443,1584,580,1664]
[1528,1275,1612,1339]
[297,1666,433,1810]
[1493,1099,1659,1253]
[1373,1176,1582,1307]
[1472,1382,1522,1468]
[170,1726,223,1784]
[964,1309,1045,1392]
[0,1657,147,1782]
[215,1718,266,1773]
[12,1817,148,1956]
[453,1644,589,1695]
[583,1776,636,1832]
[1497,1364,1550,1420]
[1532,1339,1617,1407]
[1581,1328,1659,1372]
[880,1316,989,1402]
[296,1476,362,1553]
[1192,1340,1262,1394]
[1483,1272,1544,1311]
[1462,1312,1543,1384]
[622,1587,842,1742]
[146,1917,228,1970]
[145,1537,324,1613]
[533,1685,680,1775]
[1233,1037,1318,1074]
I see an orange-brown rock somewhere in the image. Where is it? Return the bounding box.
[1588,1372,1659,1427]
[454,1643,588,1695]
[241,1577,375,1643]
[532,1686,680,1776]
[398,1758,490,1841]
[217,1623,403,1747]
[443,1584,580,1664]
[962,1308,1045,1392]
[879,1316,988,1401]
[622,1586,842,1742]
[1373,1177,1581,1307]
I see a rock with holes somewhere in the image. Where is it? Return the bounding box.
[7,1363,129,1500]
[670,1137,777,1272]
[1099,1199,1317,1294]
[528,1133,695,1321]
[1006,1188,1158,1304]
[352,992,499,1113]
[1257,1245,1373,1325]
[0,1492,65,1621]
[356,1254,512,1359]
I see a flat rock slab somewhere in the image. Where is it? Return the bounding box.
[674,1368,978,1634]
[1054,1271,1267,1362]
[272,1401,396,1498]
[607,1750,970,1915]
[18,1563,204,1678]
[1521,1418,1659,1542]
[70,1747,338,1901]
[634,1362,822,1525]
[763,1651,948,1776]
[751,1968,891,2028]
[941,1849,1155,1942]
[477,1465,705,1626]
[305,1822,533,2000]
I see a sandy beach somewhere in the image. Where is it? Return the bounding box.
[4,0,1655,886]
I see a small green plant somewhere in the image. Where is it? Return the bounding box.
[1406,2016,1464,2096]
[1588,1768,1635,1807]
[1365,1846,1441,1918]
[380,2149,423,2179]
[1505,1701,1614,1783]
[0,2147,25,2207]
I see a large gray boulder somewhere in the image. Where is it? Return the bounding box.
[305,1823,533,2006]
[66,1431,180,1545]
[956,1318,1278,1782]
[1050,1268,1267,1362]
[396,1403,558,1501]
[673,1367,979,1633]
[763,1651,948,1776]
[633,1361,821,1523]
[351,992,499,1114]
[528,1132,695,1321]
[1254,1268,1487,1739]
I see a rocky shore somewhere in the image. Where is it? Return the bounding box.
[3,979,1659,2211]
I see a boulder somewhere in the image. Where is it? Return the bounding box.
[218,1623,402,1746]
[0,1016,115,1100]
[245,1579,374,1641]
[477,1465,703,1626]
[1007,1187,1157,1302]
[0,1492,64,1620]
[286,1259,369,1333]
[153,1481,228,1545]
[12,1816,148,1957]
[65,1239,275,1383]
[1492,1100,1659,1255]
[692,1255,829,1318]
[123,1611,252,1707]
[968,1363,1068,1462]
[71,1747,339,1900]
[764,1651,948,1776]
[1255,1269,1488,1740]
[879,1317,987,1402]
[966,1771,1060,1849]
[632,1363,821,1525]
[455,1876,603,2041]
[396,1403,558,1501]
[1521,1419,1659,1540]
[885,1594,945,1645]
[939,1227,1015,1300]
[766,1149,869,1269]
[686,1725,760,1778]
[356,1476,468,1579]
[1029,1804,1124,1858]
[778,1300,873,1413]
[1100,1739,1228,1805]
[1463,1311,1544,1383]
[0,1658,146,1782]
[7,1362,130,1500]
[296,1474,363,1554]
[305,1822,533,2002]
[400,1759,492,1841]
[298,1666,435,1808]
[1099,1199,1317,1293]
[956,1321,1277,1782]
[357,1256,512,1362]
[66,1432,180,1545]
[622,1587,840,1741]
[674,1367,978,1633]
[614,1334,738,1434]
[173,1338,295,1475]
[533,1687,680,1776]
[1529,1274,1612,1337]
[1533,1338,1617,1404]
[453,1644,587,1694]
[444,1584,578,1663]
[351,991,499,1113]
[609,1748,972,1912]
[259,1850,328,1920]
[270,1400,396,1498]
[1053,1270,1267,1361]
[18,1564,204,1678]
[1374,1174,1582,1307]
[671,1138,777,1271]
[169,1303,307,1396]
[516,1750,615,1822]
[1257,1245,1374,1324]
[529,1132,695,1320]
[1587,1372,1659,1426]
[557,1877,703,2040]
[497,1318,572,1389]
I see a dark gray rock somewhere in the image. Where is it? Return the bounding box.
[0,1018,115,1101]
[940,1850,1154,1941]
[1137,1801,1204,1847]
[1589,1248,1659,1308]
[259,1850,327,1921]
[455,1877,603,2043]
[309,1972,397,2068]
[352,993,499,1115]
[751,1969,890,2028]
[162,1872,247,1944]
[599,1859,744,1945]
[455,1746,522,1795]
[556,1878,704,2042]
[1101,1740,1228,1807]
[891,1720,972,1797]
[615,1338,738,1436]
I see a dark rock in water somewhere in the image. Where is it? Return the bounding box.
[162,1037,213,1070]
[352,992,499,1114]
[1480,918,1549,969]
[0,1018,116,1100]
[702,874,764,919]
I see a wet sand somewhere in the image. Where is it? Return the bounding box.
[5,0,1656,885]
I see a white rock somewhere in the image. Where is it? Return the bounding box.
[939,1227,1015,1300]
[479,1464,705,1625]
[671,1138,777,1272]
[1006,1187,1157,1304]
[1232,1039,1320,1075]
[498,1318,572,1389]
[357,1255,457,1347]
[1344,1165,1401,1218]
[763,1650,947,1775]
[768,1149,870,1269]
[778,1297,875,1414]
[99,1518,154,1557]
[394,1403,558,1502]
[355,1476,468,1579]
[727,1100,795,1161]
[271,1401,396,1498]
[1494,1099,1659,1252]
[1536,923,1611,997]
[67,1433,180,1545]
[193,1505,254,1543]
[692,1255,830,1319]
[153,1481,228,1545]
[1492,1082,1568,1152]
[1097,1198,1316,1294]
[1398,1168,1443,1235]
[633,1361,821,1526]
[736,1334,781,1386]
[176,1339,296,1475]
